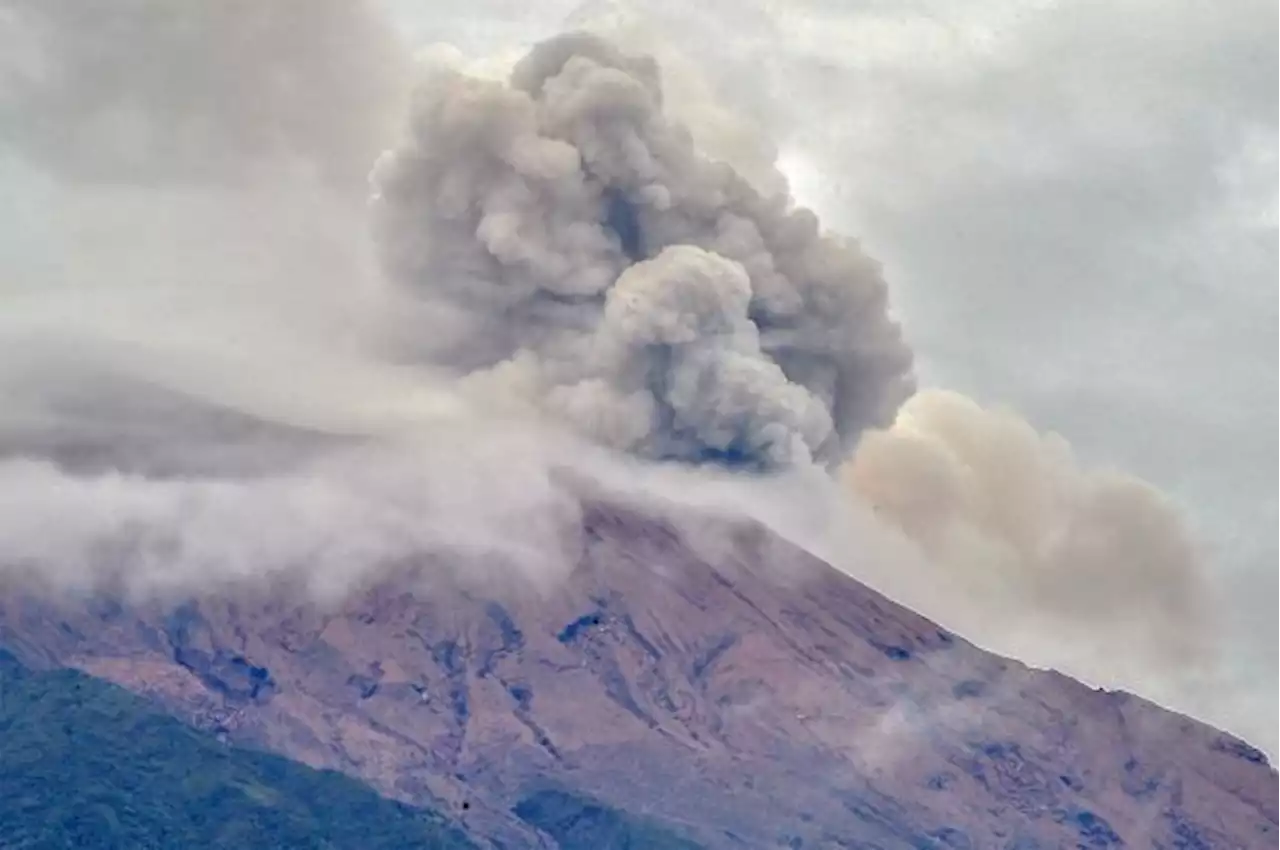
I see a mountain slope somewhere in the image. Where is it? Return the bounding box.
[1,498,1274,848]
[0,650,476,850]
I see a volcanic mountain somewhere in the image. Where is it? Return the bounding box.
[1,492,1273,849]
[1,20,1274,849]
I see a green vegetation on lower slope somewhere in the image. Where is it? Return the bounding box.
[0,650,475,850]
[513,788,706,850]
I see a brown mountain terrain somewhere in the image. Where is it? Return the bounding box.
[1,496,1274,849]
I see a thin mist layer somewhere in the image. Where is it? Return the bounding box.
[371,32,915,470]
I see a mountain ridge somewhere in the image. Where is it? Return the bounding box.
[1,495,1274,848]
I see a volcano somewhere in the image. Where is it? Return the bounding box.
[1,492,1273,849]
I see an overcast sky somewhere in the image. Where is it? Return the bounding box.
[384,0,1277,731]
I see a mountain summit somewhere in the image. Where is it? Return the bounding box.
[2,495,1273,848]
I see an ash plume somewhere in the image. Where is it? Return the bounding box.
[371,32,915,469]
[843,390,1215,680]
[366,26,1230,730]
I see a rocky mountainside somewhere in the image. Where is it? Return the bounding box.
[1,498,1274,849]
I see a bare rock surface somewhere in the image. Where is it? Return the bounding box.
[1,499,1274,848]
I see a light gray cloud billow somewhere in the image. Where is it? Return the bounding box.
[371,32,914,468]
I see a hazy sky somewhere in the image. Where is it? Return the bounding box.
[384,0,1277,729]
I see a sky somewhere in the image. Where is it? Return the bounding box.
[384,0,1277,736]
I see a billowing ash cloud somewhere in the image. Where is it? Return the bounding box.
[370,32,915,469]
[843,390,1214,676]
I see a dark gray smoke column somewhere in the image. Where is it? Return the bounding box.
[372,32,914,469]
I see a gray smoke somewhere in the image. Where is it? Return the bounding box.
[371,32,915,469]
[844,389,1215,683]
